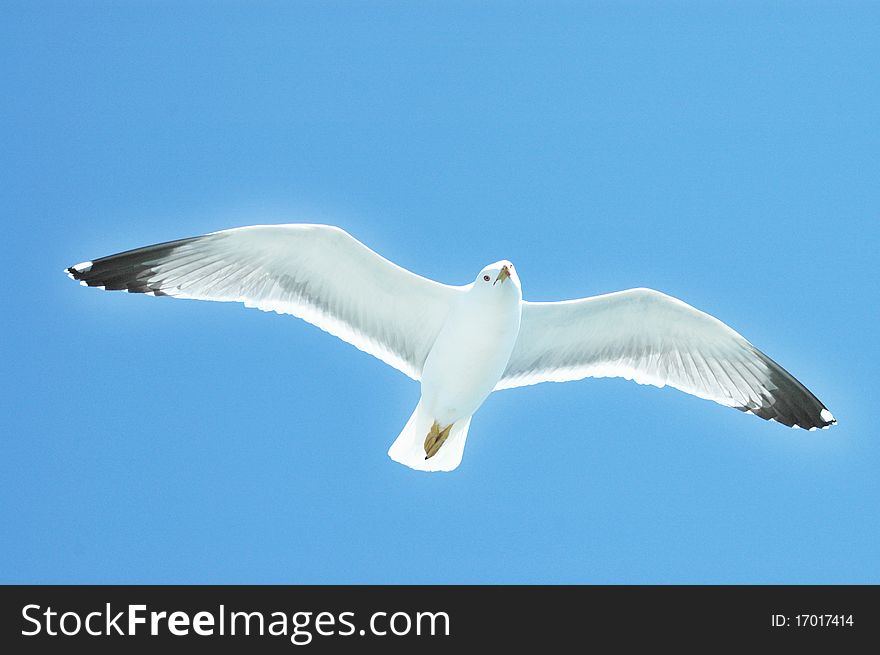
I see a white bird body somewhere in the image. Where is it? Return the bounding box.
[421,262,522,425]
[66,223,836,473]
[387,262,523,471]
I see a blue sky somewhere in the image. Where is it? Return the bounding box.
[2,1,877,583]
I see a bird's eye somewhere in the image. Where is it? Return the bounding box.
[483,275,490,282]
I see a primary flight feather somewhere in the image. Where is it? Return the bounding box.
[66,223,835,471]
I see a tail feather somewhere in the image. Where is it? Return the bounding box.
[388,401,472,472]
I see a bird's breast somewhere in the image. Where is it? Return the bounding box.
[420,297,521,423]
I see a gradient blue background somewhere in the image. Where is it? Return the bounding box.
[2,1,877,583]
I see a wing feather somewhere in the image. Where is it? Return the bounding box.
[67,224,462,379]
[498,288,834,430]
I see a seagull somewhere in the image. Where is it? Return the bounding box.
[66,223,835,471]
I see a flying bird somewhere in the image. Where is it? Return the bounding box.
[66,224,835,471]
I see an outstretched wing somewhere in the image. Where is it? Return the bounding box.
[497,288,835,430]
[67,224,462,380]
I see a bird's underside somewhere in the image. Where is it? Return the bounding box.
[66,223,836,471]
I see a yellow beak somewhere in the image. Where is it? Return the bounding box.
[494,265,510,285]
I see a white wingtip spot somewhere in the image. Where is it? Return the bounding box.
[67,261,93,280]
[820,408,835,423]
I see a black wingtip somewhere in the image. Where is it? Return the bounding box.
[735,397,836,431]
[63,235,200,295]
[730,347,838,431]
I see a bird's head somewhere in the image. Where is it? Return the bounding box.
[473,260,521,296]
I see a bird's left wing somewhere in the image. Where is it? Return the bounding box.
[497,288,835,430]
[67,224,462,380]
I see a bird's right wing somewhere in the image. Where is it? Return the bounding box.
[67,224,463,380]
[497,288,835,430]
